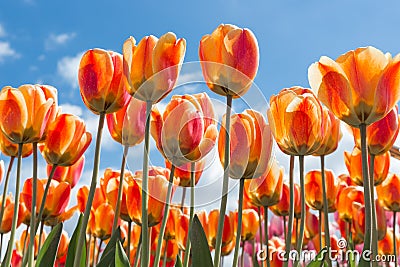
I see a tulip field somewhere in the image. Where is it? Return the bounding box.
[1,11,400,267]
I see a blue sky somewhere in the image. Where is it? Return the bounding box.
[2,0,400,263]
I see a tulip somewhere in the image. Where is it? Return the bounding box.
[0,132,32,158]
[123,33,186,103]
[377,173,400,212]
[206,210,235,249]
[305,169,338,212]
[15,229,46,259]
[48,155,85,188]
[21,178,71,221]
[106,96,146,147]
[239,209,259,241]
[378,228,399,257]
[45,205,78,227]
[176,212,190,251]
[165,160,204,187]
[245,158,284,207]
[352,200,387,242]
[199,24,259,97]
[344,147,390,186]
[270,182,291,217]
[105,171,133,222]
[56,230,69,261]
[127,167,173,227]
[0,84,54,144]
[91,203,115,240]
[0,194,24,234]
[305,211,319,241]
[337,186,364,222]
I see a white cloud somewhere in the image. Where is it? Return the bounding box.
[0,24,6,37]
[45,32,76,50]
[0,41,19,62]
[57,52,83,89]
[60,103,83,116]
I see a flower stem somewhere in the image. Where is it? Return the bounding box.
[320,155,332,266]
[153,165,176,267]
[112,145,129,233]
[183,162,195,267]
[181,187,187,210]
[265,207,271,267]
[257,207,263,266]
[74,112,105,267]
[369,153,378,262]
[27,142,38,267]
[133,232,142,267]
[86,234,92,267]
[38,219,45,251]
[213,94,233,267]
[34,164,58,233]
[294,155,305,267]
[2,144,23,267]
[0,156,15,226]
[127,220,132,263]
[141,101,152,267]
[318,210,322,249]
[232,178,245,267]
[284,155,295,267]
[92,237,97,267]
[393,211,397,264]
[359,124,373,256]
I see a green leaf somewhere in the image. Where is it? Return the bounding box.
[35,222,63,267]
[97,226,122,267]
[1,241,11,267]
[115,240,130,267]
[175,254,183,267]
[306,247,327,267]
[189,215,213,267]
[66,214,87,267]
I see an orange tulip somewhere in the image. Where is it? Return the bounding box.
[0,84,54,144]
[270,182,291,217]
[305,169,338,212]
[15,229,46,258]
[267,86,324,156]
[47,155,85,188]
[219,109,274,179]
[105,170,133,222]
[0,132,32,158]
[163,207,181,241]
[351,105,399,156]
[337,186,364,222]
[378,228,399,256]
[305,210,319,240]
[36,84,59,135]
[344,147,390,186]
[199,24,259,97]
[90,202,115,240]
[106,96,146,146]
[45,205,78,227]
[221,238,236,256]
[122,33,186,103]
[245,158,284,207]
[0,194,25,233]
[313,107,342,156]
[308,46,400,127]
[79,49,130,114]
[150,239,179,267]
[239,209,259,241]
[176,212,189,251]
[377,173,400,212]
[151,93,217,167]
[77,186,106,213]
[127,167,174,226]
[41,113,92,167]
[206,209,235,249]
[21,178,71,221]
[165,159,204,187]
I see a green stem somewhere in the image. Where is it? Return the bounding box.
[183,162,195,267]
[153,165,176,267]
[393,211,397,265]
[284,155,295,267]
[0,156,15,226]
[241,241,245,267]
[74,112,105,267]
[181,187,187,210]
[232,178,245,267]
[112,145,129,233]
[96,239,103,264]
[214,94,233,267]
[133,232,142,267]
[265,207,271,267]
[320,155,332,266]
[38,219,45,251]
[257,207,263,266]
[283,216,286,242]
[0,234,2,259]
[294,155,305,267]
[162,239,168,267]
[141,101,152,267]
[27,142,38,267]
[127,220,132,263]
[92,237,97,267]
[2,144,23,267]
[35,164,58,233]
[318,210,322,249]
[369,153,378,263]
[359,124,373,256]
[86,234,92,267]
